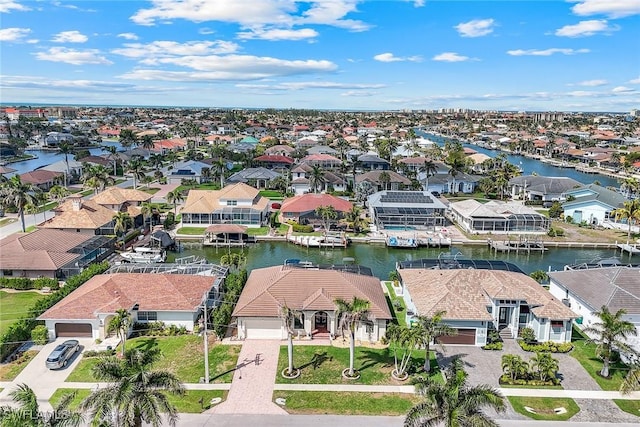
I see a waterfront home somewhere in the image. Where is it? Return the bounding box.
[548,267,640,352]
[398,266,577,345]
[227,167,281,189]
[166,160,211,184]
[180,182,270,228]
[0,229,113,279]
[41,159,83,180]
[290,163,348,195]
[450,199,550,234]
[253,154,294,170]
[232,265,391,340]
[426,172,480,194]
[367,190,447,231]
[357,154,390,171]
[561,184,625,226]
[19,170,64,191]
[397,157,447,173]
[279,193,352,224]
[40,197,117,235]
[508,175,581,204]
[38,273,222,340]
[356,170,411,192]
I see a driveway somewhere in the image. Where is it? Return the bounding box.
[0,337,94,409]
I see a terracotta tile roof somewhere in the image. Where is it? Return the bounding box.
[400,269,577,321]
[40,198,115,230]
[39,273,218,320]
[254,155,294,164]
[91,187,152,205]
[280,193,353,215]
[300,154,341,163]
[205,224,248,234]
[182,183,268,214]
[19,170,63,185]
[232,266,392,319]
[0,229,95,271]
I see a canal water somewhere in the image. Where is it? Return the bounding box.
[168,241,627,279]
[420,132,620,188]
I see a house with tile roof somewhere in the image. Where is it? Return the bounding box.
[508,175,581,204]
[299,154,341,170]
[450,199,550,234]
[356,170,411,192]
[226,167,281,189]
[232,265,391,340]
[253,154,294,170]
[38,273,222,340]
[398,266,578,345]
[19,170,64,190]
[561,184,626,226]
[40,197,117,235]
[166,160,211,184]
[289,163,348,195]
[0,229,113,279]
[548,267,640,352]
[181,183,270,228]
[279,193,353,223]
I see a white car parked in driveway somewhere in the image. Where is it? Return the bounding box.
[45,339,80,369]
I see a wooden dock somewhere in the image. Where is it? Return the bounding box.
[287,234,349,248]
[488,236,547,253]
[617,243,640,256]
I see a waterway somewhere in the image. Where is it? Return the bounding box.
[8,140,123,175]
[167,241,629,280]
[420,132,620,188]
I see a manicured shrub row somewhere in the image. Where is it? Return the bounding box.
[482,341,503,350]
[84,349,116,358]
[132,321,188,336]
[290,223,314,233]
[518,340,573,353]
[0,277,58,290]
[212,269,248,339]
[501,353,561,386]
[0,261,109,361]
[499,376,560,387]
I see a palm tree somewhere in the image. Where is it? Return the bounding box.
[57,141,74,187]
[405,357,506,427]
[126,158,146,190]
[166,189,184,215]
[112,211,133,248]
[140,135,155,158]
[309,165,325,193]
[379,171,391,191]
[118,128,138,150]
[141,202,154,230]
[0,383,83,427]
[108,308,132,357]
[0,175,40,232]
[314,205,337,237]
[81,348,184,427]
[529,352,559,383]
[342,205,368,233]
[82,164,114,194]
[335,296,371,378]
[386,324,421,379]
[419,160,438,190]
[501,354,528,381]
[612,199,640,243]
[445,152,467,195]
[619,177,640,199]
[280,303,302,377]
[620,363,640,394]
[102,144,120,176]
[220,252,246,271]
[414,310,456,372]
[582,306,638,378]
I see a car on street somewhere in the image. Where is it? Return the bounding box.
[45,339,80,370]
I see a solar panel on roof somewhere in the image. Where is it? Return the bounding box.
[380,192,433,204]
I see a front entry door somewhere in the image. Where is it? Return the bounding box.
[314,312,328,332]
[498,307,509,328]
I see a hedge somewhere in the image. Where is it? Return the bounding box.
[518,340,573,353]
[212,269,248,339]
[0,277,59,290]
[0,261,109,361]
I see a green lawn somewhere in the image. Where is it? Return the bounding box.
[570,327,627,390]
[613,400,640,417]
[384,281,406,327]
[274,391,420,415]
[508,396,580,421]
[259,190,284,200]
[141,187,161,195]
[276,345,440,385]
[176,227,207,235]
[50,388,225,413]
[25,225,36,232]
[0,350,38,381]
[0,218,17,228]
[0,290,44,335]
[245,224,290,236]
[67,336,240,383]
[176,183,220,194]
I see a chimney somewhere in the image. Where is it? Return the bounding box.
[70,196,82,211]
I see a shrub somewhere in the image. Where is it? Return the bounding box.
[482,341,503,351]
[518,340,573,353]
[392,299,404,312]
[520,327,536,343]
[0,277,58,290]
[84,349,116,358]
[290,223,314,233]
[212,269,248,339]
[31,325,49,345]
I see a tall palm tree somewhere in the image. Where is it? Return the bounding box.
[335,296,371,378]
[419,160,438,190]
[82,164,114,194]
[126,158,146,190]
[620,363,640,394]
[0,175,40,232]
[166,189,184,215]
[582,306,637,378]
[109,308,132,358]
[314,205,337,237]
[81,348,184,427]
[414,310,456,372]
[57,141,74,187]
[379,171,391,191]
[386,324,421,379]
[612,199,640,243]
[406,357,505,427]
[141,202,154,229]
[140,135,155,158]
[309,165,325,193]
[118,128,138,150]
[445,152,467,195]
[0,383,83,427]
[48,184,69,204]
[102,144,119,176]
[113,211,133,248]
[342,205,368,233]
[280,303,302,377]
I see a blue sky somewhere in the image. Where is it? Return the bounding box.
[1,0,639,112]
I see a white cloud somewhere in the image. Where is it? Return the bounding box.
[117,32,139,40]
[341,90,377,97]
[455,19,495,37]
[236,81,385,90]
[238,27,318,41]
[567,90,594,97]
[199,27,215,35]
[629,76,640,84]
[52,30,88,43]
[374,52,422,62]
[412,0,425,7]
[555,20,618,37]
[575,79,608,86]
[571,0,640,19]
[112,40,240,63]
[298,1,370,32]
[612,86,634,93]
[0,0,30,13]
[0,27,31,42]
[432,52,470,62]
[507,48,590,56]
[34,47,112,65]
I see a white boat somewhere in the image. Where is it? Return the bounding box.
[120,247,166,263]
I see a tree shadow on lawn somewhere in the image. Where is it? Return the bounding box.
[132,337,159,353]
[437,351,470,370]
[357,348,394,372]
[298,351,333,371]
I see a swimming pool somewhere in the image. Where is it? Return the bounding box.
[384,225,417,231]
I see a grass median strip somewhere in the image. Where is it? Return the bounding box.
[613,400,640,417]
[570,328,626,390]
[0,350,37,381]
[273,391,420,415]
[508,396,580,421]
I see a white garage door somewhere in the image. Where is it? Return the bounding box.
[245,319,282,339]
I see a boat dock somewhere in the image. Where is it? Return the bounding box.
[386,236,418,248]
[617,243,640,256]
[488,236,547,253]
[287,233,350,248]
